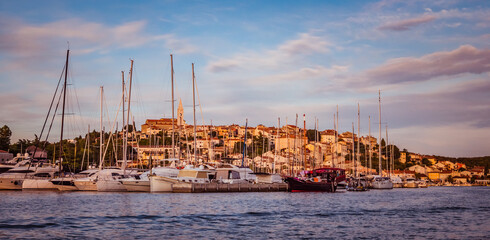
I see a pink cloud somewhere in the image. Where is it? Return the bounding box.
[364,45,490,85]
[378,15,436,31]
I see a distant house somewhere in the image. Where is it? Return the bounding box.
[469,166,485,177]
[0,150,13,163]
[408,164,427,174]
[26,146,48,159]
[399,152,407,163]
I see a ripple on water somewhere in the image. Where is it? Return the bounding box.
[0,187,489,239]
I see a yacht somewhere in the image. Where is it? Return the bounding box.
[215,164,256,184]
[371,176,394,189]
[50,169,100,191]
[73,170,100,191]
[96,168,137,192]
[391,176,403,188]
[403,178,419,188]
[0,160,59,190]
[121,170,151,192]
[0,153,31,174]
[150,165,215,193]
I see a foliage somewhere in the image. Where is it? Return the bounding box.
[0,125,12,151]
[306,129,320,142]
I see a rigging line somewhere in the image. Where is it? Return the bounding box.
[28,63,65,164]
[101,95,124,161]
[31,77,65,173]
[193,71,207,135]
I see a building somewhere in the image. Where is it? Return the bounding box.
[140,100,186,138]
[399,152,407,163]
[0,150,13,163]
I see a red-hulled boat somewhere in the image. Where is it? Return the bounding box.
[284,168,346,192]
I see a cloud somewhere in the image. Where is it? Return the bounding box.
[0,17,197,58]
[363,45,490,85]
[378,15,436,31]
[206,32,331,73]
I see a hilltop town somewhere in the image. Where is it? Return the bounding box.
[1,112,488,186]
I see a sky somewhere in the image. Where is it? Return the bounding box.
[0,0,489,157]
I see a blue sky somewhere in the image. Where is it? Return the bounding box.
[1,0,489,157]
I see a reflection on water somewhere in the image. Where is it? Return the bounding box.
[0,187,489,239]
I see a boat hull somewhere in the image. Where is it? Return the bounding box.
[51,179,79,191]
[284,177,336,192]
[150,175,177,192]
[74,180,97,191]
[403,182,418,188]
[0,178,24,190]
[122,180,150,192]
[96,180,127,192]
[22,179,57,190]
[372,179,394,189]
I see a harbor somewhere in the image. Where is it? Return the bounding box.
[1,187,488,239]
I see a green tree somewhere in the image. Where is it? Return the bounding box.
[0,125,12,150]
[446,175,454,183]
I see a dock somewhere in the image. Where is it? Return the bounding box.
[172,182,289,193]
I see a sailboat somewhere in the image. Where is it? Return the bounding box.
[96,60,138,192]
[284,114,346,192]
[22,49,75,191]
[371,90,393,189]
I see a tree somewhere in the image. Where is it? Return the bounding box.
[0,125,12,150]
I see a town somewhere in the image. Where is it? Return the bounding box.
[1,111,487,187]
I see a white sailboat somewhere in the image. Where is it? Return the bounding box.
[96,60,135,192]
[371,90,393,189]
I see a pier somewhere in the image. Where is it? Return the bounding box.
[172,182,288,193]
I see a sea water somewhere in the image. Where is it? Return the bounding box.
[0,187,489,239]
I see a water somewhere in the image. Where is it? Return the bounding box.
[0,187,489,239]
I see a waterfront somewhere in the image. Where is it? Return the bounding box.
[0,187,489,239]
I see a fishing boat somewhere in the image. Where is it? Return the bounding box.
[284,168,345,192]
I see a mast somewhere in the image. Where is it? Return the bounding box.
[171,54,176,159]
[192,63,197,164]
[124,60,133,172]
[294,114,298,175]
[275,117,280,174]
[122,71,126,167]
[369,116,372,175]
[352,122,355,177]
[99,86,103,170]
[286,117,290,175]
[357,103,360,177]
[333,113,336,168]
[59,49,69,173]
[386,124,389,177]
[378,90,382,176]
[303,114,306,170]
[242,119,248,167]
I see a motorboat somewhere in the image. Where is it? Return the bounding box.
[284,168,345,192]
[216,164,256,184]
[0,153,31,174]
[149,165,214,193]
[403,178,419,188]
[50,169,100,191]
[391,176,403,188]
[0,160,59,190]
[96,168,137,192]
[121,170,152,192]
[371,176,393,189]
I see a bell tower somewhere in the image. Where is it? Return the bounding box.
[177,98,184,127]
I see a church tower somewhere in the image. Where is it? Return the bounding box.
[177,98,185,127]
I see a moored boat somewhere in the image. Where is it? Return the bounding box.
[284,168,345,192]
